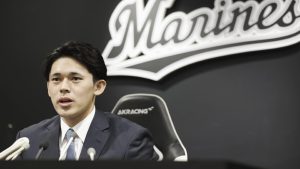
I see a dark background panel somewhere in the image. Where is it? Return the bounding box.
[0,1,299,169]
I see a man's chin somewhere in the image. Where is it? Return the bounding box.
[56,109,76,118]
[59,112,81,125]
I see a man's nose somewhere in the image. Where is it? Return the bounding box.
[60,79,70,93]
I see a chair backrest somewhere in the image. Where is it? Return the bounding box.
[111,93,188,161]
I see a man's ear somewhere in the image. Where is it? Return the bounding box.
[94,80,107,96]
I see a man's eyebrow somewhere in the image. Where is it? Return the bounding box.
[50,72,83,77]
[69,72,83,76]
[49,73,61,77]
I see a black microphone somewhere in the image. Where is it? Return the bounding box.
[35,142,49,160]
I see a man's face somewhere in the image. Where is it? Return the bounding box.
[47,57,106,126]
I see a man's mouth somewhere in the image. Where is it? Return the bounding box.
[58,97,74,107]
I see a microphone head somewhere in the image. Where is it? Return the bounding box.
[87,147,96,161]
[14,137,30,150]
[39,141,49,150]
[22,137,30,150]
[87,147,96,155]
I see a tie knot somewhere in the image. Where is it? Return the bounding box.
[65,128,75,141]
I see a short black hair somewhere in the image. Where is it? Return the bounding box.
[43,41,107,81]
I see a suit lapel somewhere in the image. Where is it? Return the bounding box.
[40,116,60,160]
[79,110,110,160]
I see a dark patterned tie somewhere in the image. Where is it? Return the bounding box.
[65,128,76,160]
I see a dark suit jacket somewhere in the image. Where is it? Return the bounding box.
[16,110,158,160]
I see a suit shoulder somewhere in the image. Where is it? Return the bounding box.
[18,115,59,136]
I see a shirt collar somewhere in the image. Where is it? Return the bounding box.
[60,106,96,143]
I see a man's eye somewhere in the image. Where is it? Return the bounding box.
[72,77,82,81]
[51,77,60,81]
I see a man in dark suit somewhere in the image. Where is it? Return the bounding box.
[16,41,158,160]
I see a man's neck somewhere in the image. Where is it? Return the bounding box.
[62,106,95,127]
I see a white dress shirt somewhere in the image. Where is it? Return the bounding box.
[59,106,95,160]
